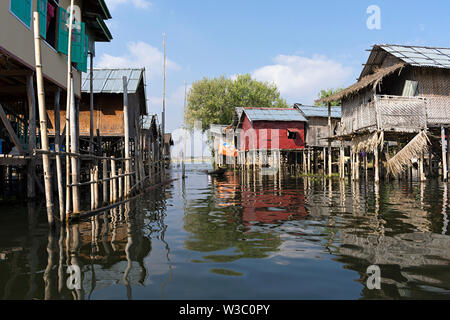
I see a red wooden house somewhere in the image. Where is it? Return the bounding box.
[237,108,307,151]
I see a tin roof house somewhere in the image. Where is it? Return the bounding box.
[318,44,450,180]
[294,104,341,148]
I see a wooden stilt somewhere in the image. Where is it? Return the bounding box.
[123,76,131,197]
[339,143,345,179]
[111,156,117,203]
[89,53,94,154]
[327,102,332,176]
[374,134,380,184]
[102,156,108,205]
[420,152,426,182]
[118,168,123,200]
[442,127,448,182]
[69,79,80,214]
[26,75,36,198]
[355,150,360,181]
[53,88,65,219]
[33,12,54,226]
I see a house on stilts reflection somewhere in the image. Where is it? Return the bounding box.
[317,44,450,182]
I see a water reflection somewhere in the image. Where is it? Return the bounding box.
[0,165,449,299]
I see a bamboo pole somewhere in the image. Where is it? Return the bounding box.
[111,156,117,203]
[26,75,36,198]
[65,0,75,218]
[89,53,94,154]
[33,12,54,226]
[102,155,108,205]
[118,168,123,200]
[442,127,448,182]
[327,102,332,176]
[339,143,345,179]
[94,166,99,210]
[374,133,380,184]
[69,78,80,214]
[123,76,131,197]
[54,88,65,219]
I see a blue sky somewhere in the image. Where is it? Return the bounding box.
[98,0,450,133]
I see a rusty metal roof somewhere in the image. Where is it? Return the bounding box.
[82,68,145,94]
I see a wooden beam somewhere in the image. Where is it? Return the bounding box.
[0,103,25,155]
[0,70,34,77]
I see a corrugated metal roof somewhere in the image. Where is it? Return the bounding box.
[244,108,307,122]
[379,44,450,69]
[82,68,145,94]
[296,105,341,119]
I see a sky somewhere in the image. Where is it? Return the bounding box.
[97,0,450,136]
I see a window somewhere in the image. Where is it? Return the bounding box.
[287,130,298,140]
[10,0,32,28]
[402,80,419,97]
[56,6,88,71]
[44,0,59,48]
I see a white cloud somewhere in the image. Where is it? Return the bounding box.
[106,0,152,10]
[97,41,180,77]
[252,54,353,104]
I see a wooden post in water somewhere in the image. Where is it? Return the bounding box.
[89,53,94,154]
[102,155,108,205]
[64,0,75,219]
[111,156,117,203]
[33,12,54,226]
[323,147,326,176]
[355,150,360,181]
[118,168,123,200]
[442,127,448,182]
[339,143,345,179]
[123,76,131,197]
[374,133,380,184]
[419,152,426,182]
[26,75,36,198]
[54,89,65,219]
[69,78,80,214]
[327,102,332,176]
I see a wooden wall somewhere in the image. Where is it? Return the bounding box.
[240,115,305,151]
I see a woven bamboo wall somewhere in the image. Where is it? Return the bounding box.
[415,68,450,126]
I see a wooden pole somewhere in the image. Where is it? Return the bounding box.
[339,143,345,179]
[419,152,426,182]
[118,168,123,200]
[123,76,131,197]
[374,133,380,184]
[65,0,75,218]
[89,52,94,154]
[69,78,80,214]
[54,89,65,219]
[26,75,36,198]
[111,157,117,203]
[102,156,108,205]
[327,102,332,176]
[442,127,448,182]
[33,12,54,226]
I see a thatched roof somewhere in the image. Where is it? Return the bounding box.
[316,62,406,104]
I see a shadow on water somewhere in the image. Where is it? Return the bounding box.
[0,162,449,299]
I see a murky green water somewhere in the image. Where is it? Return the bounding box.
[0,163,449,300]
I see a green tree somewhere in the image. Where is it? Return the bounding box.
[186,74,288,130]
[315,88,343,106]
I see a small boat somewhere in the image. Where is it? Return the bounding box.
[207,167,227,175]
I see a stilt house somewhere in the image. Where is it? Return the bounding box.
[317,44,450,181]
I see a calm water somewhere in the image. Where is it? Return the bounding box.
[0,163,449,300]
